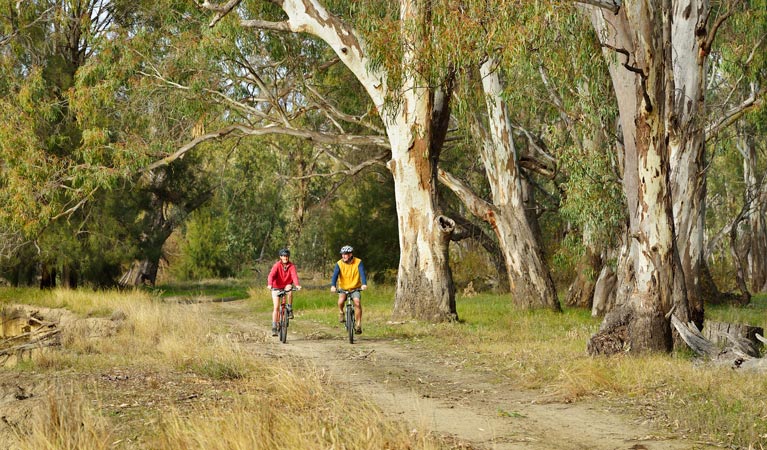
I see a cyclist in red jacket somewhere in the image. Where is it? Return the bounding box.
[267,248,301,336]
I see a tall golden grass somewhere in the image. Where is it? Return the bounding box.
[4,285,767,448]
[4,287,442,449]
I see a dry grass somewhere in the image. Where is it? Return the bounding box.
[4,285,767,448]
[1,287,443,449]
[16,387,112,450]
[151,363,440,450]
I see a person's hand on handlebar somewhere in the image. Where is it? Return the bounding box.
[330,286,336,293]
[361,285,367,290]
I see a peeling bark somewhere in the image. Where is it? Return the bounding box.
[207,0,459,321]
[585,2,689,353]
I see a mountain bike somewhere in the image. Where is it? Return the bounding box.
[337,288,361,344]
[273,286,299,344]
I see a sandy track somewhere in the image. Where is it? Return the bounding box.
[211,300,713,450]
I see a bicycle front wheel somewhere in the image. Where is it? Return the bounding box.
[346,303,355,344]
[279,307,288,343]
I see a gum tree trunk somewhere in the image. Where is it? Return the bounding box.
[262,0,457,320]
[438,58,559,310]
[743,132,767,293]
[667,0,709,328]
[585,2,692,353]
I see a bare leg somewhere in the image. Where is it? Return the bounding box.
[354,298,362,327]
[272,295,279,324]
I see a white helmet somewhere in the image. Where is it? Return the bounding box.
[340,245,353,254]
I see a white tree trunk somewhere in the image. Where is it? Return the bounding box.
[668,0,708,327]
[585,2,687,352]
[477,58,559,310]
[275,0,456,320]
[743,133,767,293]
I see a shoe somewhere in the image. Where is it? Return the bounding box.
[338,312,344,323]
[271,327,278,336]
[287,306,294,319]
[355,327,362,335]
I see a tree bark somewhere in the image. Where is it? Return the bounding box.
[566,243,602,308]
[591,263,617,317]
[259,0,457,321]
[585,2,691,353]
[667,0,710,329]
[478,59,559,310]
[438,58,559,310]
[742,131,767,293]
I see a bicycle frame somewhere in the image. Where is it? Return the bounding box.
[273,287,298,344]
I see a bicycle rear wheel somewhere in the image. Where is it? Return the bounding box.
[346,303,355,344]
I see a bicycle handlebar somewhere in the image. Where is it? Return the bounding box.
[272,286,301,295]
[335,287,362,294]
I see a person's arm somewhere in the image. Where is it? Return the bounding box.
[289,264,301,288]
[330,264,340,290]
[358,261,367,288]
[266,263,277,289]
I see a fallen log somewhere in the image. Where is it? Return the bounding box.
[670,315,766,371]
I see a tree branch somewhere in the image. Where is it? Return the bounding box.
[197,0,242,27]
[240,19,291,32]
[437,169,496,222]
[702,4,738,57]
[574,0,621,14]
[705,84,765,141]
[144,124,389,171]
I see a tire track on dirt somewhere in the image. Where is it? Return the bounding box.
[210,300,714,450]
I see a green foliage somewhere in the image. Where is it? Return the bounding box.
[317,167,399,276]
[171,207,234,281]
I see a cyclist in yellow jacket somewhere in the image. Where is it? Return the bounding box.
[330,245,367,334]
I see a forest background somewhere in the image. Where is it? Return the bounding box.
[1,0,766,342]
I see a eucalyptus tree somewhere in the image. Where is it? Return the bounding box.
[195,0,460,321]
[581,0,766,352]
[437,56,560,310]
[0,0,130,283]
[703,4,767,296]
[718,3,767,294]
[0,0,224,286]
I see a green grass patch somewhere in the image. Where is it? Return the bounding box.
[149,278,252,301]
[706,292,767,330]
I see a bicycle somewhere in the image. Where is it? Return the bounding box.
[273,286,300,344]
[336,288,361,344]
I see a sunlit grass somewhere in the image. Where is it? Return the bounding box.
[245,284,767,447]
[1,286,443,449]
[707,292,767,330]
[4,284,767,448]
[16,387,112,450]
[148,278,252,300]
[150,362,441,450]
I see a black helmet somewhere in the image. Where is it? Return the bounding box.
[278,248,290,257]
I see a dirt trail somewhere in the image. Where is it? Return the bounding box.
[210,300,714,450]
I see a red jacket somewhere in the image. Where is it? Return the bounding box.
[267,261,300,289]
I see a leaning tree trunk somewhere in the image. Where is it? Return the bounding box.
[478,59,559,310]
[438,57,559,310]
